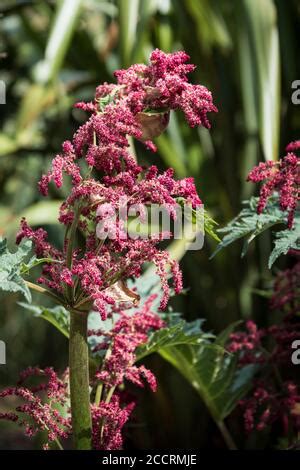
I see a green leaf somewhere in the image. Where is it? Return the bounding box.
[215,321,242,347]
[184,0,232,52]
[176,197,220,242]
[211,195,300,267]
[211,196,287,259]
[34,0,83,84]
[239,0,280,162]
[269,216,300,267]
[118,0,140,67]
[19,303,70,338]
[16,85,57,134]
[204,210,220,242]
[0,238,32,302]
[136,318,214,361]
[159,342,257,422]
[20,256,62,275]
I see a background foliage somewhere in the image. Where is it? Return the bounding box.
[0,0,299,449]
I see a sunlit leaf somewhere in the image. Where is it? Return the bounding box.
[0,238,32,302]
[160,342,257,422]
[211,196,287,259]
[136,318,214,361]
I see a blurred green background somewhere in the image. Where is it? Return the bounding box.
[0,0,299,449]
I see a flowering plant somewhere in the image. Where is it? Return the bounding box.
[214,141,300,448]
[0,49,220,450]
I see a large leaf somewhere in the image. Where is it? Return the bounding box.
[34,0,83,84]
[0,134,20,157]
[136,318,214,361]
[269,217,300,267]
[184,0,232,52]
[118,0,140,67]
[211,196,300,267]
[160,342,257,422]
[239,0,280,162]
[0,238,32,302]
[211,196,287,259]
[19,303,69,338]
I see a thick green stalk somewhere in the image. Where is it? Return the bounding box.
[217,421,237,450]
[69,310,92,449]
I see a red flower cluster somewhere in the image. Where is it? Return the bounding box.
[91,294,164,391]
[16,49,216,319]
[0,367,71,449]
[228,253,300,438]
[241,381,300,434]
[247,141,300,228]
[91,395,135,450]
[88,294,166,449]
[271,256,300,314]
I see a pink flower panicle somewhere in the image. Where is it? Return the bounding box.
[241,381,300,434]
[113,49,217,129]
[247,141,300,228]
[11,50,217,449]
[91,294,164,392]
[271,259,300,315]
[91,395,135,450]
[39,49,217,196]
[16,50,212,319]
[0,365,137,450]
[228,320,265,364]
[87,295,165,449]
[0,367,71,447]
[230,253,300,437]
[243,147,300,437]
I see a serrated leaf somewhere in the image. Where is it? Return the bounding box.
[211,196,287,259]
[204,210,220,242]
[19,302,70,338]
[176,197,220,242]
[269,216,300,267]
[0,238,32,302]
[136,319,214,361]
[159,342,257,422]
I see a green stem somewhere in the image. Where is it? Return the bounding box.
[66,203,80,301]
[105,385,116,404]
[94,383,103,406]
[69,310,92,449]
[54,438,64,450]
[25,281,64,305]
[217,420,237,450]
